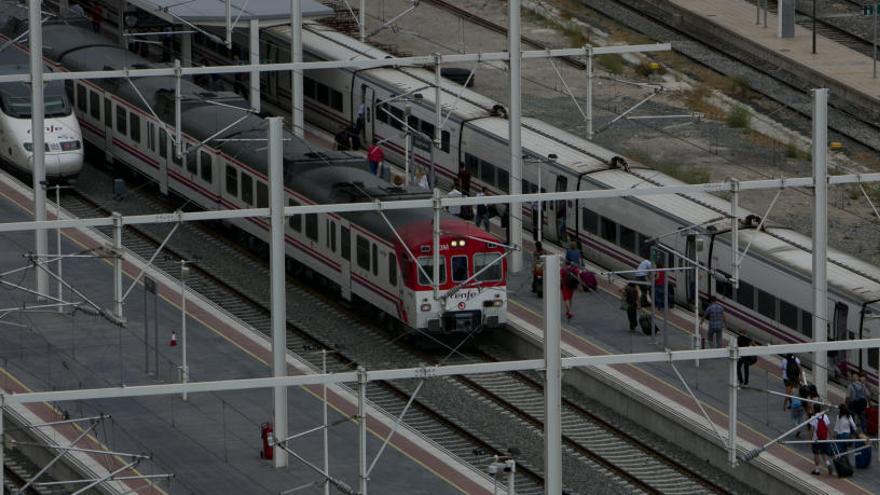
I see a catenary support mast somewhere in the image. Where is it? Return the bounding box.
[29,0,48,299]
[508,0,523,273]
[812,89,829,399]
[269,117,289,467]
[290,0,303,137]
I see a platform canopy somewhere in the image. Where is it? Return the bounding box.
[127,0,333,27]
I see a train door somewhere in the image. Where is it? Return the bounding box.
[157,127,169,195]
[363,84,375,145]
[195,149,218,205]
[103,97,114,160]
[832,302,849,377]
[340,225,352,301]
[553,175,569,241]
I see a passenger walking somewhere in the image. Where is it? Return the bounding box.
[700,296,725,349]
[834,404,858,461]
[356,102,366,133]
[847,371,870,430]
[458,164,471,195]
[781,354,803,411]
[790,392,805,438]
[531,201,540,241]
[90,3,103,32]
[653,262,667,312]
[621,283,639,332]
[531,242,546,295]
[561,262,579,320]
[334,126,352,151]
[810,410,833,475]
[736,333,756,385]
[474,189,490,232]
[366,140,384,177]
[447,181,463,217]
[635,257,652,306]
[565,241,583,267]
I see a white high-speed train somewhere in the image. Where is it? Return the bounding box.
[0,38,83,180]
[181,19,880,380]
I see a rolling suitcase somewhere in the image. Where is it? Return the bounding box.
[832,445,854,478]
[855,444,872,469]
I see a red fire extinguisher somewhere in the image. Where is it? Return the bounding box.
[260,422,274,460]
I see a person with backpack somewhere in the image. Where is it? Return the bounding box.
[809,410,833,476]
[621,283,640,332]
[790,391,805,438]
[847,371,870,429]
[736,333,757,385]
[560,262,579,320]
[834,403,858,462]
[781,354,803,411]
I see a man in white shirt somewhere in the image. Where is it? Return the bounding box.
[635,258,652,306]
[447,182,462,217]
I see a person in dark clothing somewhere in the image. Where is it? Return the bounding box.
[621,283,639,332]
[736,333,757,385]
[334,126,352,151]
[458,164,471,195]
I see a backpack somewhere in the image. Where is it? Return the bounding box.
[816,415,829,441]
[785,357,800,383]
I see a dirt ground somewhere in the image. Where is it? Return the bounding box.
[364,0,880,263]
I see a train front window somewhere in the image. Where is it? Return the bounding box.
[44,96,71,117]
[474,253,502,282]
[451,255,468,283]
[417,257,446,286]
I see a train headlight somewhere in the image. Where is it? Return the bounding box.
[483,300,503,307]
[60,140,81,151]
[420,303,432,312]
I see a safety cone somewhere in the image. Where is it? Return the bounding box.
[170,331,177,347]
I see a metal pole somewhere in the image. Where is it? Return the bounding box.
[29,0,48,300]
[756,0,760,24]
[543,254,561,495]
[663,268,669,348]
[291,0,304,137]
[144,281,148,373]
[812,0,817,54]
[434,53,442,153]
[180,262,189,400]
[112,212,124,321]
[269,117,289,468]
[1,405,4,491]
[506,459,516,495]
[404,102,412,185]
[249,19,260,112]
[585,46,593,140]
[153,286,158,378]
[180,32,191,67]
[509,0,523,274]
[174,59,182,159]
[322,350,330,495]
[650,247,657,344]
[537,162,542,241]
[694,263,701,367]
[763,0,767,28]
[728,338,739,466]
[359,0,366,41]
[225,0,231,48]
[874,2,877,79]
[730,181,739,289]
[358,367,368,495]
[56,186,62,312]
[432,188,441,301]
[812,88,829,399]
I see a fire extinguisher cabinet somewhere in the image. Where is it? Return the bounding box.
[260,422,274,460]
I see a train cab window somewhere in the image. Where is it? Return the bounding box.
[418,257,446,285]
[757,289,776,320]
[159,128,167,158]
[89,91,100,120]
[451,255,468,283]
[257,182,269,208]
[736,280,755,309]
[225,165,238,196]
[474,253,502,282]
[582,209,599,235]
[288,200,301,232]
[497,169,509,193]
[305,214,318,241]
[780,299,798,330]
[357,236,370,270]
[341,226,351,261]
[600,217,617,243]
[129,113,141,143]
[76,84,87,112]
[371,245,379,276]
[104,98,112,126]
[619,225,637,253]
[200,152,213,183]
[801,310,813,337]
[116,106,127,134]
[241,173,253,205]
[388,253,397,286]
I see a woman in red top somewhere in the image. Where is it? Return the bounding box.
[561,263,579,320]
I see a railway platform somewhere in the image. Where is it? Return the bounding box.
[503,236,880,494]
[0,171,496,495]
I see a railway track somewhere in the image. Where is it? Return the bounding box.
[52,161,741,493]
[2,447,60,495]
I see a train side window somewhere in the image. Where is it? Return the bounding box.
[116,105,127,134]
[441,130,450,152]
[497,169,509,193]
[600,217,617,243]
[76,84,87,112]
[89,91,100,120]
[421,121,434,139]
[305,214,318,241]
[288,200,301,232]
[341,226,351,261]
[316,84,329,106]
[225,165,238,196]
[780,299,798,330]
[148,123,156,152]
[104,98,112,126]
[357,236,370,270]
[451,255,468,282]
[200,151,213,183]
[330,89,343,112]
[241,173,253,205]
[833,302,849,341]
[257,182,269,208]
[371,245,379,276]
[376,104,387,124]
[480,161,496,185]
[757,289,776,320]
[418,257,446,285]
[801,310,813,337]
[389,107,404,130]
[555,176,568,212]
[129,113,141,143]
[388,253,397,287]
[159,128,167,158]
[465,153,479,179]
[619,225,637,252]
[715,278,733,298]
[328,221,337,252]
[186,150,197,174]
[869,348,879,370]
[303,77,316,99]
[65,80,74,99]
[582,209,599,234]
[736,281,755,309]
[637,234,652,259]
[474,253,502,282]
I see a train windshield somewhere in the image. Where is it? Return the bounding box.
[3,95,70,118]
[474,253,503,282]
[417,257,446,286]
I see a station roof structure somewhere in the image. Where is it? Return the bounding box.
[127,0,334,27]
